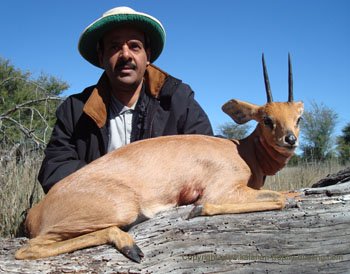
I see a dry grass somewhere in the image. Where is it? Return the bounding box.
[0,152,348,238]
[264,160,348,191]
[0,153,44,238]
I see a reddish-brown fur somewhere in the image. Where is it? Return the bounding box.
[25,135,252,237]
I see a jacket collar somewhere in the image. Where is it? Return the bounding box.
[83,64,169,128]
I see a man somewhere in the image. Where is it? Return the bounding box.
[38,7,213,193]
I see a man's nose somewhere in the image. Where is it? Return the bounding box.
[120,44,131,60]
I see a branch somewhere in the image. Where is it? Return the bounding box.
[1,76,50,93]
[0,96,62,119]
[0,116,45,146]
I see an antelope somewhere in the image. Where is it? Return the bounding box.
[15,54,303,263]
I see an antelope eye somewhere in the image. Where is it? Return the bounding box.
[263,116,274,128]
[296,116,303,126]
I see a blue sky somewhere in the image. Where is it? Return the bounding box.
[1,0,349,137]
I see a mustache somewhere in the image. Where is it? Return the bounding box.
[115,60,137,70]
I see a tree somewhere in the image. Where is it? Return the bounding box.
[337,122,350,164]
[300,101,338,161]
[0,57,67,152]
[217,122,251,139]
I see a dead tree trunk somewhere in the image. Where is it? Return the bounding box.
[1,180,350,273]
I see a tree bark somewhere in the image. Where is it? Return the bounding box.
[1,181,349,274]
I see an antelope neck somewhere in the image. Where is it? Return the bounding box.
[253,135,292,176]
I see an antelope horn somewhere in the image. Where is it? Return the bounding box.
[288,53,294,102]
[262,53,273,103]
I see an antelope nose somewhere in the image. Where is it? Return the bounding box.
[285,134,297,145]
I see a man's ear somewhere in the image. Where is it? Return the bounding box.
[97,44,104,68]
[222,99,260,124]
[146,48,151,64]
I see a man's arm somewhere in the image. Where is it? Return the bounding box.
[174,83,213,135]
[38,98,87,193]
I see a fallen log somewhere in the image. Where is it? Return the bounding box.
[1,181,350,274]
[312,167,350,188]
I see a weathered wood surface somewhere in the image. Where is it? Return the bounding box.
[1,181,350,274]
[312,166,350,188]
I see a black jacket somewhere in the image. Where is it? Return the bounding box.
[38,64,213,193]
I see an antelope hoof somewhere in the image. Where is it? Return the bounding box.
[121,244,144,263]
[187,205,203,219]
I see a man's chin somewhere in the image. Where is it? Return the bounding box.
[112,77,142,91]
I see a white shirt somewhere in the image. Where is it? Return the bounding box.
[107,95,136,152]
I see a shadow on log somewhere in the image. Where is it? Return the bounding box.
[1,179,350,273]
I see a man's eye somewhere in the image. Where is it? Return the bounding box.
[110,43,121,50]
[128,41,142,50]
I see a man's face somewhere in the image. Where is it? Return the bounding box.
[98,26,150,92]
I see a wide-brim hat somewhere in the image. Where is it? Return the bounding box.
[78,6,166,68]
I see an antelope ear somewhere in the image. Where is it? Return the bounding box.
[222,99,260,124]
